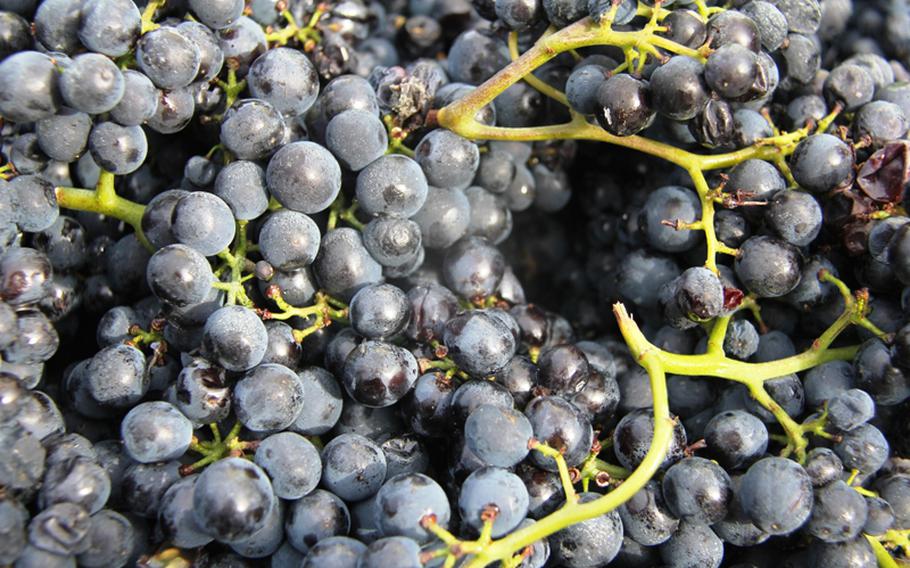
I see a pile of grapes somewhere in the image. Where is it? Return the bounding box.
[3,0,910,566]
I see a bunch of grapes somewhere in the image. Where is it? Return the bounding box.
[1,0,910,566]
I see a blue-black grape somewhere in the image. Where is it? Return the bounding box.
[120,401,192,464]
[458,466,529,537]
[658,521,724,568]
[234,363,305,431]
[375,472,450,543]
[661,456,733,525]
[321,432,387,501]
[738,457,812,535]
[619,480,679,546]
[548,492,623,567]
[193,457,275,542]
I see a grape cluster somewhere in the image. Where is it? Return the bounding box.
[0,0,909,566]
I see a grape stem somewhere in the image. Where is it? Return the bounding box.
[180,421,257,476]
[264,4,327,49]
[213,220,257,308]
[438,12,841,273]
[140,0,163,34]
[55,170,151,250]
[258,287,349,343]
[428,284,868,565]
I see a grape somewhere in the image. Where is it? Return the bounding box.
[78,0,140,57]
[202,306,268,372]
[412,186,471,249]
[526,395,594,471]
[146,244,214,307]
[444,310,517,377]
[234,363,305,431]
[705,44,760,100]
[177,21,225,82]
[171,192,236,257]
[738,457,812,535]
[658,521,724,568]
[464,404,532,468]
[807,536,876,568]
[723,319,759,360]
[267,140,341,214]
[741,1,788,50]
[326,109,388,171]
[258,210,320,271]
[290,366,344,435]
[88,122,147,176]
[362,217,423,268]
[119,460,180,518]
[9,175,58,233]
[355,154,429,218]
[248,47,319,116]
[735,236,802,297]
[75,509,135,568]
[59,53,125,115]
[834,423,889,477]
[39,456,111,514]
[549,492,623,567]
[566,64,608,116]
[641,186,702,253]
[121,401,192,463]
[212,160,270,221]
[596,74,655,136]
[662,457,733,525]
[158,475,214,548]
[34,0,81,53]
[824,64,874,111]
[285,489,350,554]
[85,343,147,409]
[188,0,243,29]
[807,479,868,543]
[347,283,409,339]
[216,16,268,76]
[193,457,275,542]
[764,190,822,247]
[321,433,387,501]
[228,497,284,558]
[447,30,509,85]
[864,495,895,536]
[464,185,513,243]
[27,502,91,556]
[375,473,450,542]
[854,100,909,147]
[359,537,421,568]
[0,423,45,496]
[220,98,285,160]
[415,129,480,190]
[660,9,707,47]
[301,536,367,568]
[173,357,230,425]
[614,407,687,471]
[36,109,92,163]
[458,466,528,537]
[146,86,195,134]
[704,410,768,469]
[650,56,709,121]
[619,480,679,546]
[341,340,419,408]
[0,51,61,122]
[827,388,875,432]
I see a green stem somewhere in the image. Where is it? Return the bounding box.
[140,0,163,34]
[462,304,673,567]
[214,220,255,308]
[868,534,901,568]
[56,171,151,250]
